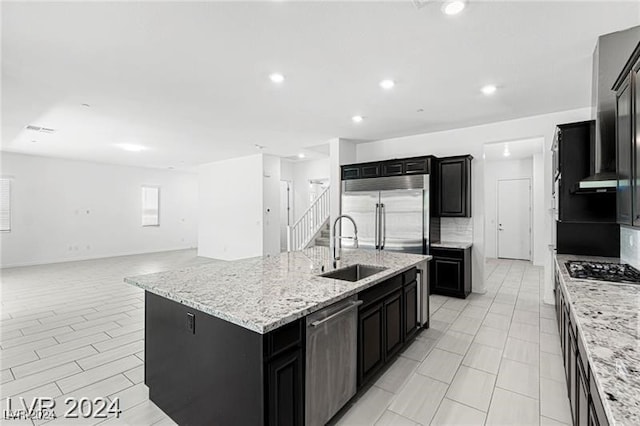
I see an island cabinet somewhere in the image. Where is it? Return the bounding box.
[430,247,471,299]
[553,266,610,426]
[144,291,304,426]
[357,267,419,386]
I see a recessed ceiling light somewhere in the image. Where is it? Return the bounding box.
[481,84,497,95]
[269,73,285,83]
[503,145,511,157]
[352,115,364,123]
[81,103,91,108]
[298,153,305,159]
[115,143,147,152]
[379,79,395,90]
[442,0,466,15]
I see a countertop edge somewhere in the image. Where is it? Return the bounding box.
[553,255,624,426]
[126,255,431,335]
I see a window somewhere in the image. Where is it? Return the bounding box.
[0,178,10,232]
[141,186,160,226]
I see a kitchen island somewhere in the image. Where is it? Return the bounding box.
[125,247,430,426]
[554,254,640,426]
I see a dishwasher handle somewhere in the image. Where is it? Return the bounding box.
[310,300,363,328]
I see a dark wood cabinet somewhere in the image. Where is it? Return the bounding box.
[404,158,430,174]
[403,280,418,341]
[383,290,403,359]
[266,348,304,426]
[430,247,471,298]
[357,268,419,387]
[614,43,640,228]
[358,301,384,384]
[554,262,611,426]
[616,80,633,225]
[361,163,381,178]
[381,161,404,176]
[437,156,472,217]
[342,165,361,180]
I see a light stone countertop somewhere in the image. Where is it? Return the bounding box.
[431,241,473,250]
[126,247,430,334]
[555,254,640,426]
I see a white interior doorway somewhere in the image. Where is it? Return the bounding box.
[279,181,292,252]
[497,178,531,260]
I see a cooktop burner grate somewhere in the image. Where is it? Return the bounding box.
[565,261,640,284]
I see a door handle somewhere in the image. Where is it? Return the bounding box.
[381,204,386,249]
[498,224,504,231]
[310,300,363,327]
[374,203,379,249]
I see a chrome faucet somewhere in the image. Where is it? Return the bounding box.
[332,215,359,267]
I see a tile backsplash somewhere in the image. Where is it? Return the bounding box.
[620,226,640,270]
[440,217,473,243]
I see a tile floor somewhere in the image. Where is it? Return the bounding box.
[0,251,571,425]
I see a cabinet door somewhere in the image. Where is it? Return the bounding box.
[432,257,463,294]
[342,165,361,180]
[358,302,384,385]
[569,326,577,423]
[634,66,640,227]
[384,290,404,360]
[361,163,381,178]
[404,158,429,175]
[267,349,304,426]
[404,280,419,341]
[616,80,633,225]
[438,157,471,217]
[577,357,589,426]
[381,161,404,176]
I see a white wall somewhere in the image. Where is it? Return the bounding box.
[0,152,198,267]
[198,154,280,261]
[291,158,330,221]
[484,157,533,259]
[356,107,592,301]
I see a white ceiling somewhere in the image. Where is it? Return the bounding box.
[2,1,639,169]
[484,137,543,161]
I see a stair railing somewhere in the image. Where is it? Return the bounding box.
[287,185,330,252]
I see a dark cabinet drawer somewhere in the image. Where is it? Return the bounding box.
[361,163,381,178]
[342,166,361,180]
[359,274,402,308]
[404,158,430,174]
[381,161,403,176]
[265,319,303,359]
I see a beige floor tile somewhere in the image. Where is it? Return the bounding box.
[416,348,463,384]
[473,326,508,349]
[124,365,144,384]
[446,366,496,412]
[12,345,97,378]
[448,315,482,336]
[388,375,448,424]
[502,337,539,366]
[1,369,14,384]
[508,322,540,344]
[432,308,460,324]
[36,332,111,358]
[375,356,419,393]
[540,415,569,425]
[93,330,144,353]
[57,355,142,393]
[462,343,503,375]
[402,336,437,362]
[488,302,514,317]
[374,410,420,426]
[486,387,539,426]
[459,305,488,320]
[540,318,558,335]
[336,386,394,426]
[436,330,474,355]
[512,310,540,326]
[540,332,562,355]
[481,312,511,331]
[1,362,81,398]
[109,381,149,411]
[431,398,486,426]
[496,358,539,399]
[540,352,565,383]
[540,377,572,423]
[77,340,144,371]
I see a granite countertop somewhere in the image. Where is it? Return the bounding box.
[555,254,640,425]
[126,247,430,334]
[431,241,473,250]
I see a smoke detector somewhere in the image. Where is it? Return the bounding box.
[25,125,56,134]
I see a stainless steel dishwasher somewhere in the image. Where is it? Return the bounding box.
[305,296,362,426]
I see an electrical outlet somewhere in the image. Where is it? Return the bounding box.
[186,313,195,334]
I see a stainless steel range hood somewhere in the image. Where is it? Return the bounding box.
[576,25,640,194]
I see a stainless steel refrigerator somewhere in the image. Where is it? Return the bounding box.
[340,175,431,255]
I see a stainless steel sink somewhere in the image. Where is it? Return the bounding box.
[319,264,387,282]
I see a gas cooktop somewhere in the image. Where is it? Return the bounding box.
[565,261,640,284]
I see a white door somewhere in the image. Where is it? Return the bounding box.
[497,178,531,260]
[279,181,292,252]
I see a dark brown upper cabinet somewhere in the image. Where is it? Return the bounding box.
[381,160,404,176]
[437,156,472,217]
[613,42,640,227]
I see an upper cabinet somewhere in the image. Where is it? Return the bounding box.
[341,157,432,180]
[437,155,472,217]
[613,42,640,227]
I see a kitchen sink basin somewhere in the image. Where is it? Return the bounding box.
[319,264,387,282]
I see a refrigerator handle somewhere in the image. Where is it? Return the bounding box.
[381,203,386,249]
[374,203,379,249]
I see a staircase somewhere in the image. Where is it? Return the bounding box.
[313,223,331,247]
[287,186,330,252]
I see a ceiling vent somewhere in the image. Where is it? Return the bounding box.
[25,125,56,134]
